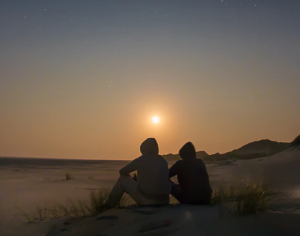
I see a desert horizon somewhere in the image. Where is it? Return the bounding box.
[0,136,297,161]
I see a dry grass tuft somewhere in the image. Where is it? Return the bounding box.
[211,181,269,214]
[65,173,72,180]
[18,181,270,222]
[17,189,110,221]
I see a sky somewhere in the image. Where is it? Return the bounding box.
[0,0,300,160]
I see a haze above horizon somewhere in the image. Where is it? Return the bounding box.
[1,0,299,160]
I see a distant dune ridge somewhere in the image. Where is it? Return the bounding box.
[291,135,300,149]
[163,135,299,162]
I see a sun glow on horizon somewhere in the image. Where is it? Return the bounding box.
[152,116,160,124]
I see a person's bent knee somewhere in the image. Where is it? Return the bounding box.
[118,175,135,188]
[118,175,131,182]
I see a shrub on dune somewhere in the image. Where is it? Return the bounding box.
[17,190,110,221]
[211,181,269,214]
[89,190,109,214]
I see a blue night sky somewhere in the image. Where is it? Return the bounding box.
[0,0,300,159]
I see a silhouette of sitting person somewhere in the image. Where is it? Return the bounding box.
[105,138,171,209]
[169,142,212,205]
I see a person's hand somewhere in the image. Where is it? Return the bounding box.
[132,173,137,181]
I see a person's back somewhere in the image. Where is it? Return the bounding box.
[169,142,212,204]
[106,138,171,209]
[134,153,171,197]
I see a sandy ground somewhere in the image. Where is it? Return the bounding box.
[2,205,300,236]
[0,147,299,235]
[0,160,127,225]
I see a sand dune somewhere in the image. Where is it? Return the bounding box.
[233,147,300,191]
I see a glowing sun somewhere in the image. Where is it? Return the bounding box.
[152,116,160,124]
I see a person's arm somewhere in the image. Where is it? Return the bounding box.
[119,158,139,176]
[169,161,180,178]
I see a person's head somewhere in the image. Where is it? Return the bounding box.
[140,138,159,155]
[179,142,197,160]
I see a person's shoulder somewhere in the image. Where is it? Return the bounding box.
[196,158,207,168]
[157,155,168,162]
[169,160,183,171]
[173,159,183,167]
[195,158,204,164]
[138,154,156,161]
[196,158,204,163]
[131,156,142,162]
